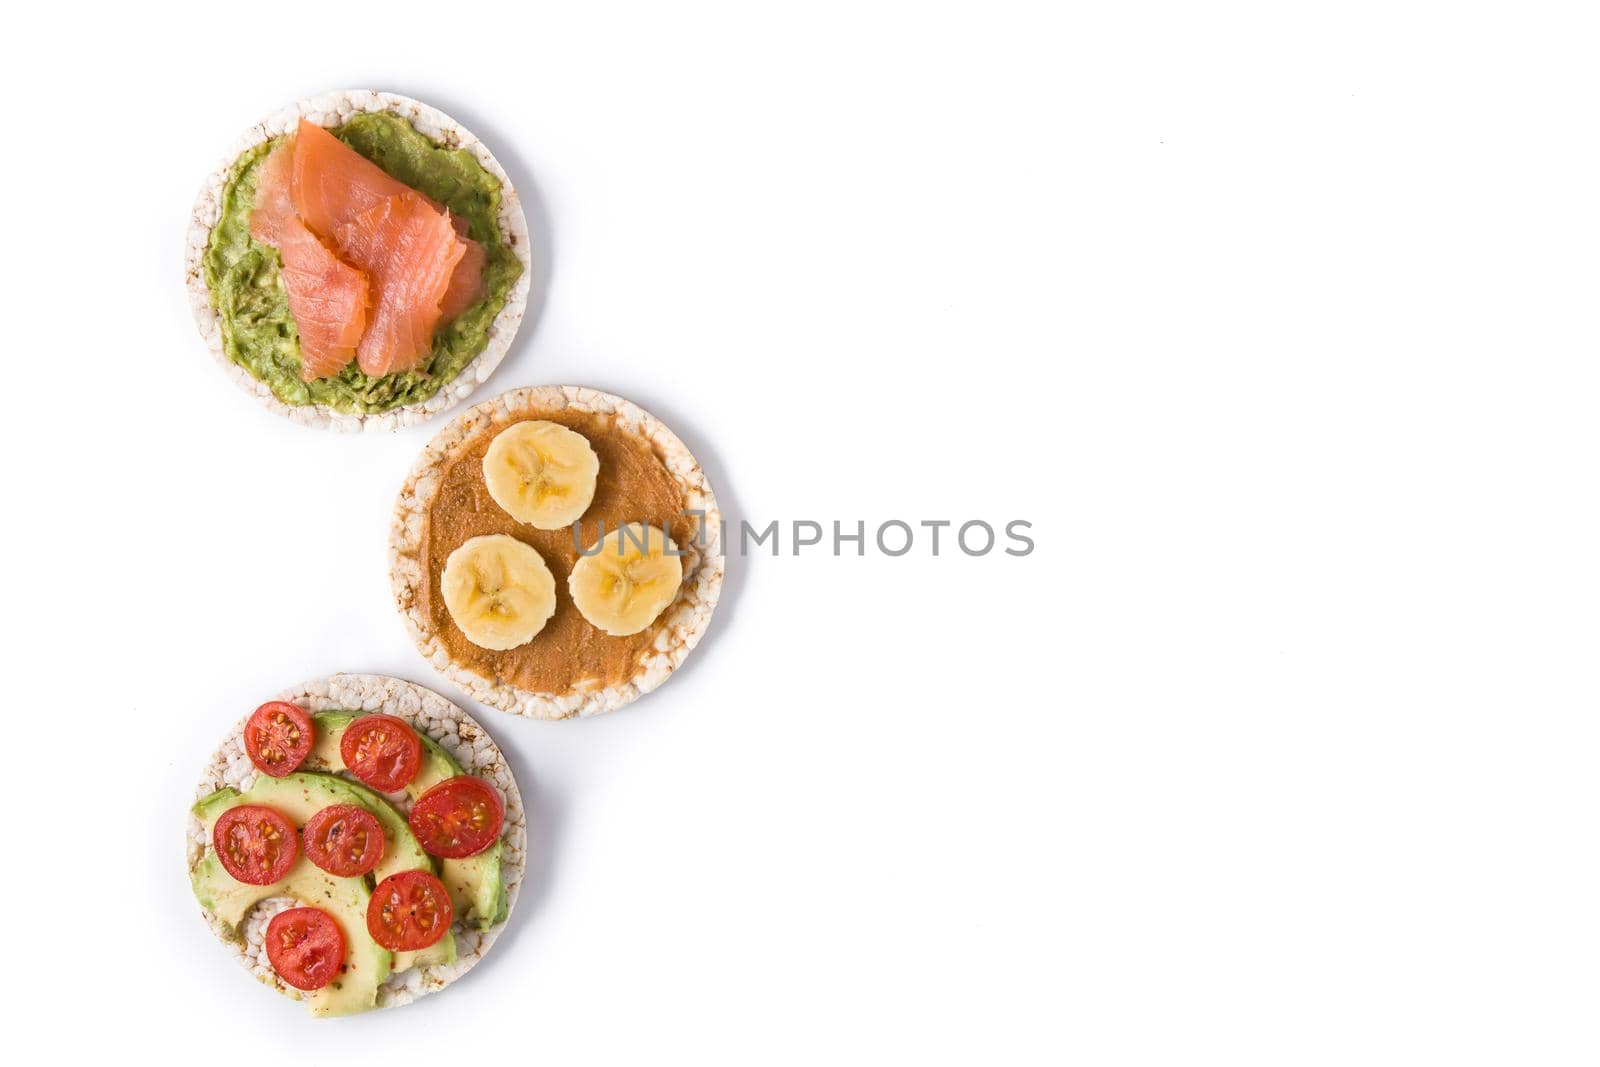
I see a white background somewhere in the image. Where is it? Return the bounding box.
[4,2,1597,1062]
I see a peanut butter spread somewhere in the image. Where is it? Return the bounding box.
[420,408,697,694]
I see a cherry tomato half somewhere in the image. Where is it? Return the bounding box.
[302,803,386,878]
[213,805,298,885]
[265,907,346,991]
[409,775,505,859]
[244,701,315,778]
[367,870,453,951]
[340,714,422,792]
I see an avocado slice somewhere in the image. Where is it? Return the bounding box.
[191,852,387,1017]
[309,711,507,928]
[283,772,458,972]
[193,772,456,999]
[308,711,457,787]
[192,777,391,1017]
[196,771,431,882]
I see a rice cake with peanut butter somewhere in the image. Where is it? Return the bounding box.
[390,386,723,719]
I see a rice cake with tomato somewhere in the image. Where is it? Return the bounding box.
[186,673,526,1014]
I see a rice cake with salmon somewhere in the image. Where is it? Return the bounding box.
[186,91,532,431]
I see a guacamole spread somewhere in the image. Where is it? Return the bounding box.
[203,113,522,413]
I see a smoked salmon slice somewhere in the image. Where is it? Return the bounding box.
[250,144,369,381]
[251,121,486,380]
[286,119,482,371]
[438,237,487,322]
[289,120,415,240]
[333,194,467,377]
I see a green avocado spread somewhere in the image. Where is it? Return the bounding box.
[203,113,522,413]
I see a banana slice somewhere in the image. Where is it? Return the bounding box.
[569,523,685,637]
[441,534,558,651]
[482,420,601,530]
